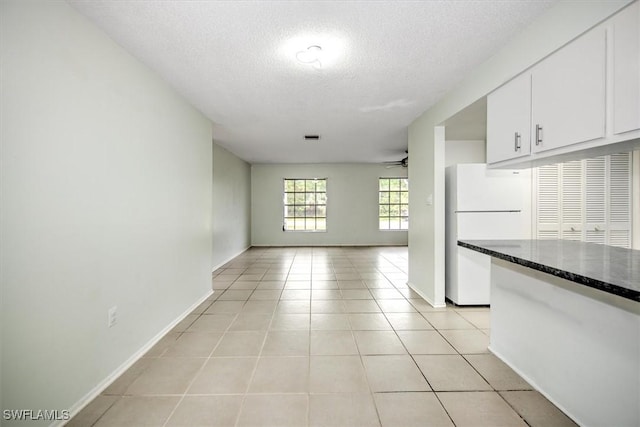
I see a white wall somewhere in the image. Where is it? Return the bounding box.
[1,1,213,423]
[445,140,486,167]
[252,164,408,246]
[408,0,631,307]
[212,143,252,268]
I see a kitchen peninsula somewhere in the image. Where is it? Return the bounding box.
[459,239,639,427]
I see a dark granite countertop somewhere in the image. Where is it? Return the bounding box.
[458,239,640,302]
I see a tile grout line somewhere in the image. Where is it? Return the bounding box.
[333,252,385,427]
[160,264,250,427]
[373,268,460,427]
[233,247,297,427]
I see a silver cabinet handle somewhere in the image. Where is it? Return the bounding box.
[514,132,521,151]
[535,124,543,145]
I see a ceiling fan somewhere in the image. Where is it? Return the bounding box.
[383,150,408,168]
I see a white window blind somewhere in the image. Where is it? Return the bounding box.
[534,153,632,248]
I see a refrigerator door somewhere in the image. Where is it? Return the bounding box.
[455,164,524,212]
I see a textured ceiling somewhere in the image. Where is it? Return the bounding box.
[68,0,557,164]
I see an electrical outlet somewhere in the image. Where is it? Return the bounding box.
[108,306,118,328]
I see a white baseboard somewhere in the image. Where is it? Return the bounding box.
[211,246,251,272]
[57,290,213,427]
[407,281,447,308]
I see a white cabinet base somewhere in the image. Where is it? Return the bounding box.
[490,259,640,427]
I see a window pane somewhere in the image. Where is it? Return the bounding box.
[389,218,400,229]
[379,179,390,191]
[295,206,306,217]
[305,218,316,230]
[379,205,389,216]
[285,180,295,192]
[316,218,327,230]
[379,192,390,204]
[294,193,305,204]
[316,180,326,192]
[305,192,316,204]
[316,193,327,204]
[304,180,314,191]
[400,218,409,230]
[400,205,409,217]
[390,192,401,204]
[390,205,400,216]
[400,191,409,204]
[390,179,400,191]
[316,205,326,217]
[379,219,390,229]
[400,179,408,191]
[284,218,294,229]
[295,180,305,192]
[285,193,295,205]
[286,206,296,217]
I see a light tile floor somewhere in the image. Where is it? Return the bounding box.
[69,246,577,427]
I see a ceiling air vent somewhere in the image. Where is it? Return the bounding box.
[304,135,320,141]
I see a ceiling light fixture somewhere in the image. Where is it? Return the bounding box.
[296,45,322,68]
[281,34,345,70]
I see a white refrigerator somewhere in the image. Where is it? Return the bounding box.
[445,163,531,305]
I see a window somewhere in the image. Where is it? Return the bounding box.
[379,177,409,230]
[535,153,632,247]
[283,178,327,231]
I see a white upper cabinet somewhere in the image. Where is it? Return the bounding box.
[487,26,606,164]
[486,1,640,168]
[486,73,532,163]
[531,27,607,153]
[612,1,640,135]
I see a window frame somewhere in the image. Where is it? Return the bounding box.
[378,177,409,231]
[283,178,327,232]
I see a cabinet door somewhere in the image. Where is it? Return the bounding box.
[536,164,560,239]
[535,154,632,247]
[531,27,606,153]
[584,156,606,244]
[607,153,632,247]
[613,1,640,135]
[486,73,531,164]
[559,161,584,240]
